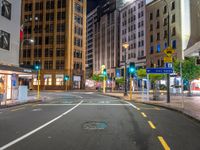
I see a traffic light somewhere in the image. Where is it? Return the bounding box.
[129,62,136,74]
[64,75,69,81]
[103,69,107,76]
[34,64,40,70]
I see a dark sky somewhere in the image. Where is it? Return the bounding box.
[87,0,98,13]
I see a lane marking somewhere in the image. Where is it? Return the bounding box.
[141,112,147,118]
[139,107,164,110]
[11,107,25,112]
[124,101,140,110]
[148,121,156,129]
[0,101,83,150]
[38,103,131,106]
[158,136,170,150]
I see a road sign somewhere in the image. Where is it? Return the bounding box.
[165,63,173,68]
[164,47,175,57]
[146,68,173,74]
[164,56,173,63]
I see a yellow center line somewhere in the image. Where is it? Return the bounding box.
[141,112,147,118]
[11,107,25,112]
[148,121,156,129]
[158,136,171,150]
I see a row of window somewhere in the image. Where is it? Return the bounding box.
[149,1,175,20]
[23,48,65,58]
[122,1,144,17]
[149,14,176,31]
[150,27,176,42]
[23,48,83,59]
[0,0,11,50]
[122,21,144,34]
[150,40,176,54]
[122,11,144,26]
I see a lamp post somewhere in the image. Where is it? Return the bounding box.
[163,0,171,103]
[123,42,129,96]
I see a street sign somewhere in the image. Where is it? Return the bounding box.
[164,56,173,63]
[146,68,173,74]
[165,63,173,68]
[164,47,175,57]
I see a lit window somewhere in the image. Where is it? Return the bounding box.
[56,74,64,86]
[44,74,52,85]
[172,40,176,49]
[157,44,161,53]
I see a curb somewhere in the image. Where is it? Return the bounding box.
[0,99,42,109]
[99,92,200,123]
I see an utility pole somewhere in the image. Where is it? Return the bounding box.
[164,0,171,103]
[123,43,129,96]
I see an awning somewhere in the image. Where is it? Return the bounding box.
[0,64,36,75]
[184,41,200,57]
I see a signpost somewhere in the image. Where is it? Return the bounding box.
[146,68,173,74]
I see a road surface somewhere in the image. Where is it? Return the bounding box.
[0,92,200,150]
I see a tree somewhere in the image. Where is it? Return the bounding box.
[92,74,108,82]
[174,57,200,96]
[115,77,125,85]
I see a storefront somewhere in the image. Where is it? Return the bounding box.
[0,64,34,102]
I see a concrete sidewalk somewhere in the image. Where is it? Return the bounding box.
[104,92,200,121]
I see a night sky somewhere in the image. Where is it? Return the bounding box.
[87,0,98,13]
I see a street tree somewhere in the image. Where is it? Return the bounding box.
[174,57,200,96]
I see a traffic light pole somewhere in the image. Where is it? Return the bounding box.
[124,49,128,96]
[130,75,133,100]
[103,75,106,93]
[37,69,40,100]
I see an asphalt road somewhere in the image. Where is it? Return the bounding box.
[0,92,200,150]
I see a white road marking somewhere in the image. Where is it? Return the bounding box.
[0,101,83,150]
[38,103,130,106]
[32,108,42,112]
[124,101,140,110]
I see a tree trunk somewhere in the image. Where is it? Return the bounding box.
[187,81,192,97]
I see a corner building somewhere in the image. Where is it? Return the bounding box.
[146,0,200,67]
[21,0,86,90]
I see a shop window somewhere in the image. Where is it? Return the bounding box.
[44,74,52,85]
[56,74,64,85]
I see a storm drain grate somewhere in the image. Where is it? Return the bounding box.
[83,121,108,130]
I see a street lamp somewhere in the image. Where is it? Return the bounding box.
[123,42,129,96]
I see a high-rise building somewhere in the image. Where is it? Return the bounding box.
[93,0,128,77]
[119,0,146,68]
[146,0,200,67]
[86,8,97,79]
[20,0,87,90]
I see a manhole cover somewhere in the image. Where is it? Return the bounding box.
[83,121,108,130]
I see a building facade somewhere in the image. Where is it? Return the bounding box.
[20,0,87,90]
[146,0,200,67]
[93,0,128,77]
[86,8,97,79]
[119,0,146,68]
[0,0,22,101]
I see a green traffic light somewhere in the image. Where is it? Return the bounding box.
[103,69,107,76]
[129,62,136,74]
[64,75,69,81]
